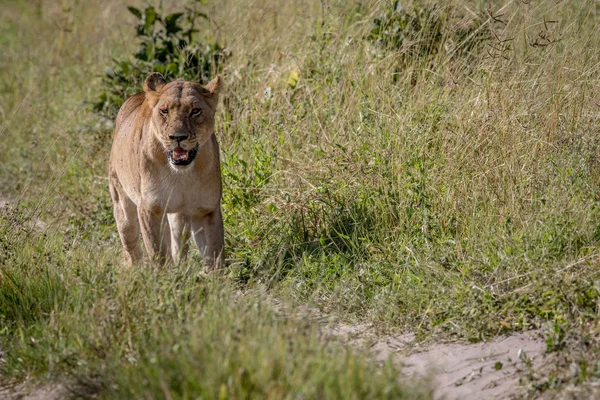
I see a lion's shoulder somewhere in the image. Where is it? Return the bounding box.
[115,92,151,129]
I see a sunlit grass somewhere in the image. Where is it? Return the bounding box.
[2,0,600,396]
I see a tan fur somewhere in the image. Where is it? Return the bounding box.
[108,73,224,269]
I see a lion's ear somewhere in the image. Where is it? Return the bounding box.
[144,72,166,93]
[204,75,223,106]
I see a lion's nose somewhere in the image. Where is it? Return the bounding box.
[169,133,189,143]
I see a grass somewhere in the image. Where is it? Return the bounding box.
[218,0,600,340]
[2,0,600,397]
[0,210,424,398]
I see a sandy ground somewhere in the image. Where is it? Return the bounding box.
[0,383,68,400]
[329,322,547,400]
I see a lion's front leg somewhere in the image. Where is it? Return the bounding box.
[109,174,142,267]
[168,213,191,264]
[138,203,172,265]
[191,209,224,270]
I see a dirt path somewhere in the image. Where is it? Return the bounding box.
[0,383,67,400]
[281,300,549,399]
[329,321,547,399]
[0,267,547,400]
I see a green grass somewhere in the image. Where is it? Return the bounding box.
[217,0,600,340]
[3,0,600,396]
[0,210,426,398]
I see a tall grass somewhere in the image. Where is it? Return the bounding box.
[0,210,424,398]
[215,0,600,338]
[2,0,600,395]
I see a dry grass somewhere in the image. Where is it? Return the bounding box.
[2,0,600,397]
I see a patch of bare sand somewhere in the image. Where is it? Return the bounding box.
[330,322,547,399]
[0,382,68,400]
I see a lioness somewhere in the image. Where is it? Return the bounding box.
[108,72,224,269]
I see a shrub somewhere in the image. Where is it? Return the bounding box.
[94,2,230,118]
[367,1,488,60]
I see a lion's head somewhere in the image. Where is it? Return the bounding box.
[143,72,222,169]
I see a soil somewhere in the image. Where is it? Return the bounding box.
[329,322,547,399]
[0,383,68,400]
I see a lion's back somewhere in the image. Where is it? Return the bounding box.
[115,92,146,132]
[109,92,150,198]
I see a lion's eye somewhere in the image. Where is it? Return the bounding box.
[159,108,169,116]
[191,108,202,117]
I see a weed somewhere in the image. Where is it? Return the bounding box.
[94,2,229,118]
[367,1,489,66]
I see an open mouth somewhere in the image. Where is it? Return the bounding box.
[168,146,198,166]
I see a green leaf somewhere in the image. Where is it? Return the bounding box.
[166,62,179,75]
[164,13,184,34]
[319,236,327,246]
[145,41,154,60]
[144,7,157,32]
[127,6,141,19]
[152,64,166,75]
[287,70,299,88]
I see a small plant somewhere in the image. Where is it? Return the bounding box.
[94,2,230,118]
[367,1,488,60]
[222,139,278,211]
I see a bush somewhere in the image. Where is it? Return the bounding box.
[94,2,230,118]
[367,1,488,60]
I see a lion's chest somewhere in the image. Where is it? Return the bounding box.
[143,169,220,215]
